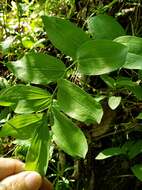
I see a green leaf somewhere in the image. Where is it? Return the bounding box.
[96,140,142,161]
[0,114,43,139]
[116,77,135,87]
[114,36,142,56]
[42,16,90,59]
[0,85,51,113]
[14,99,51,114]
[116,77,142,101]
[101,75,116,88]
[121,141,134,155]
[95,147,122,160]
[12,139,31,147]
[129,86,142,101]
[108,96,121,110]
[22,36,35,49]
[52,108,88,158]
[114,36,142,70]
[121,140,142,159]
[57,79,103,124]
[6,52,66,84]
[136,113,142,119]
[124,53,142,70]
[25,115,50,176]
[77,40,128,75]
[87,14,125,40]
[131,164,142,181]
[127,140,142,159]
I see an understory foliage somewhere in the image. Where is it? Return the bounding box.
[0,0,142,189]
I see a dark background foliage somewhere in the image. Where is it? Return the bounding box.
[0,0,142,189]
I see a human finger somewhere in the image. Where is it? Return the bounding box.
[0,171,41,190]
[0,158,24,180]
[40,177,53,190]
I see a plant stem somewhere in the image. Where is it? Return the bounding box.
[1,0,8,38]
[16,0,23,46]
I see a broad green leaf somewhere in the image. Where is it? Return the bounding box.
[25,116,50,176]
[120,140,142,159]
[87,14,125,40]
[52,108,88,158]
[12,139,31,147]
[114,36,142,70]
[94,95,106,102]
[131,164,142,181]
[136,113,142,119]
[6,52,66,84]
[108,96,121,110]
[116,77,136,87]
[96,140,142,161]
[22,36,35,49]
[0,114,42,139]
[0,85,51,113]
[42,16,90,59]
[121,141,134,155]
[57,79,103,124]
[101,75,116,88]
[0,101,14,107]
[95,147,122,160]
[127,140,142,159]
[114,36,142,56]
[124,53,142,70]
[116,77,142,101]
[128,86,142,101]
[14,99,51,114]
[77,40,128,75]
[0,85,50,100]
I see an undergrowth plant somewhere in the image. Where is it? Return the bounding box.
[1,11,142,185]
[96,138,142,181]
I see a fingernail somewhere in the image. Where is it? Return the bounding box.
[25,172,41,190]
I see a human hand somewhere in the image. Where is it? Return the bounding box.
[0,158,53,190]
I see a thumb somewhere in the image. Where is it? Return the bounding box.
[0,171,42,190]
